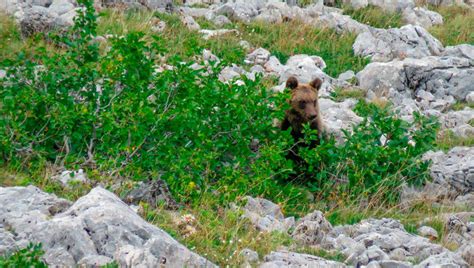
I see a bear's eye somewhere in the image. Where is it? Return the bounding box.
[298,101,305,109]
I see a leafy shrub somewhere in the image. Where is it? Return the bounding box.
[0,243,46,268]
[298,102,439,201]
[0,0,300,206]
[0,0,439,207]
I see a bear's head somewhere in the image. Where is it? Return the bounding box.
[286,76,322,122]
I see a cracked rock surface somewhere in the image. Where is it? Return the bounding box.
[0,186,216,267]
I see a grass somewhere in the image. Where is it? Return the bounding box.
[436,131,474,151]
[0,166,465,266]
[343,5,404,29]
[429,5,474,46]
[94,10,369,77]
[330,87,366,102]
[238,20,369,77]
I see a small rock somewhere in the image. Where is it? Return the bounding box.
[199,29,239,40]
[181,15,200,30]
[52,169,89,187]
[239,248,259,263]
[292,210,333,245]
[418,226,439,241]
[466,92,474,104]
[239,40,251,50]
[337,70,355,82]
[123,179,179,209]
[245,47,271,65]
[212,15,231,27]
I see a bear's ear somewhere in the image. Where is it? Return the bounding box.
[286,76,298,90]
[310,78,322,91]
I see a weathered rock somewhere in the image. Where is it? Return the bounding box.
[319,98,363,144]
[241,196,295,233]
[353,25,444,62]
[292,210,333,245]
[439,108,474,138]
[214,1,259,22]
[199,29,239,40]
[212,14,231,26]
[123,179,179,209]
[422,147,474,194]
[356,56,474,102]
[260,250,347,267]
[19,6,60,37]
[367,0,414,12]
[337,70,356,82]
[418,226,439,241]
[466,92,474,104]
[245,47,271,65]
[240,248,259,264]
[343,0,369,9]
[415,251,469,268]
[330,218,447,262]
[0,186,215,267]
[181,15,201,30]
[48,0,75,16]
[314,12,371,34]
[456,242,474,266]
[442,44,474,60]
[403,7,443,29]
[52,169,89,187]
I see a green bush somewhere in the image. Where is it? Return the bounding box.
[0,243,46,268]
[298,102,439,201]
[0,0,439,207]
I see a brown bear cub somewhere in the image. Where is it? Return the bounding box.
[281,76,325,163]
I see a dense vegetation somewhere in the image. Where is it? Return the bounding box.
[0,0,472,266]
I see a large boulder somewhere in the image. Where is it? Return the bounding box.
[240,196,295,233]
[0,186,215,267]
[353,25,444,62]
[320,98,363,144]
[314,11,371,34]
[356,56,474,102]
[402,7,443,29]
[422,147,474,195]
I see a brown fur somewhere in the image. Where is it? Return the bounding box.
[281,76,325,162]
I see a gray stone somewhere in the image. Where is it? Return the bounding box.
[418,226,439,241]
[212,14,231,26]
[320,98,363,144]
[0,186,216,267]
[423,147,474,194]
[52,169,89,187]
[343,0,369,9]
[48,0,74,16]
[181,15,201,30]
[379,260,413,268]
[353,25,444,62]
[123,179,179,209]
[20,6,59,37]
[214,2,259,22]
[356,56,474,102]
[456,242,474,266]
[239,40,251,50]
[241,196,295,233]
[403,7,443,29]
[292,210,333,245]
[245,47,271,65]
[415,251,469,268]
[260,250,347,267]
[367,0,414,12]
[338,70,355,82]
[240,248,259,263]
[466,92,474,104]
[314,12,371,34]
[199,29,239,40]
[442,44,474,60]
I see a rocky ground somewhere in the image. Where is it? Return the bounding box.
[0,0,473,267]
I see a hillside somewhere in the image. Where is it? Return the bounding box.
[0,0,473,267]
